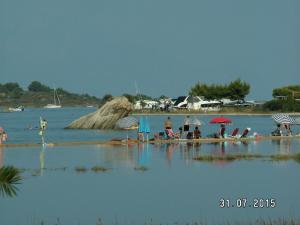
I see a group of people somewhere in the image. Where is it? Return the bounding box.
[0,117,47,146]
[163,116,202,140]
[160,116,252,140]
[272,124,292,136]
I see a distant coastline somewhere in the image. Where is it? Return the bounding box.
[132,111,300,116]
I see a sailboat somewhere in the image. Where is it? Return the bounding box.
[44,88,62,109]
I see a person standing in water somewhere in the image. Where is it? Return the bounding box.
[183,115,190,133]
[39,117,48,146]
[0,127,8,145]
[164,116,173,130]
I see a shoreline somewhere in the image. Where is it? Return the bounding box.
[132,112,300,116]
[2,135,300,148]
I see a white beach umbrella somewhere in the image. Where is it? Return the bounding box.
[272,114,296,125]
[190,118,202,126]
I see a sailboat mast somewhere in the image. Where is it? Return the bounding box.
[53,88,56,105]
[56,89,61,105]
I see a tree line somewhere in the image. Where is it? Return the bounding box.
[0,81,98,100]
[189,79,250,100]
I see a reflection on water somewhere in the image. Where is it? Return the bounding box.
[1,139,300,225]
[0,146,3,168]
[39,148,45,176]
[271,139,292,154]
[1,139,298,172]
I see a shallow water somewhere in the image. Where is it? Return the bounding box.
[0,108,300,225]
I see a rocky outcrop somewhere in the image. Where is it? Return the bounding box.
[66,97,133,129]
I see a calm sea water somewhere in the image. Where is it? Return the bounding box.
[0,108,300,225]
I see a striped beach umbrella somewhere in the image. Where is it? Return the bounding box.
[272,114,296,124]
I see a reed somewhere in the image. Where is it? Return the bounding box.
[74,166,88,173]
[194,153,300,163]
[194,153,265,162]
[91,166,108,173]
[293,152,300,163]
[134,166,148,171]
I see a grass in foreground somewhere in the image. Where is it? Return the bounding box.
[194,153,266,162]
[194,152,300,163]
[134,166,148,171]
[74,166,88,173]
[0,166,22,197]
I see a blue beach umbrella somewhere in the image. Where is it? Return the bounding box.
[138,117,145,133]
[145,117,151,142]
[145,117,151,133]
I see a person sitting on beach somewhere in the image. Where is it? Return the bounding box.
[164,116,175,139]
[193,126,201,139]
[166,129,176,139]
[271,124,282,136]
[284,124,292,136]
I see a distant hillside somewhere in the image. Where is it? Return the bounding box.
[0,81,102,107]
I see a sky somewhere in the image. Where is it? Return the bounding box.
[0,0,299,100]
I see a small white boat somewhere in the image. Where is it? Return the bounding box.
[44,88,62,109]
[44,104,62,109]
[8,106,25,112]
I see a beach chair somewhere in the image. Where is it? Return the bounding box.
[229,128,239,138]
[240,128,250,138]
[165,129,175,139]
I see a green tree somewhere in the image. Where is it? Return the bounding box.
[3,83,23,92]
[28,81,52,92]
[227,79,250,100]
[272,85,300,99]
[0,82,24,98]
[99,94,113,107]
[0,84,8,93]
[123,93,136,103]
[190,79,250,100]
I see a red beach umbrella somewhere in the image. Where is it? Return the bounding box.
[210,117,232,124]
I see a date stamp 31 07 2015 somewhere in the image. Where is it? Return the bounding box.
[219,198,277,208]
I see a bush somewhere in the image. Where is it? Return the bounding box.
[263,99,300,112]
